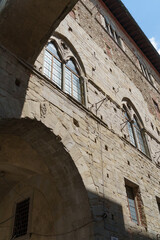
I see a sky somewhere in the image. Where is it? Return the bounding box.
[121,0,160,54]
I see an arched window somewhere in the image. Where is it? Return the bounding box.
[123,101,149,156]
[43,41,84,104]
[44,42,62,88]
[124,108,136,147]
[65,60,81,102]
[133,116,146,154]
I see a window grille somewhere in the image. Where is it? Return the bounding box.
[12,198,30,238]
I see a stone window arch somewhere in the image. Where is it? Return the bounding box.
[122,100,150,156]
[43,39,85,104]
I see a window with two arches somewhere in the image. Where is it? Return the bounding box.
[43,42,83,103]
[123,101,149,156]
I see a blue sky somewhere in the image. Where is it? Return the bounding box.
[121,0,160,54]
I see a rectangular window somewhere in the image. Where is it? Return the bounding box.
[125,179,147,227]
[12,198,30,238]
[125,185,138,224]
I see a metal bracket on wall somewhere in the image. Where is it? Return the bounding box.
[95,97,107,114]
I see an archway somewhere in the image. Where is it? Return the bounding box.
[0,119,93,240]
[0,0,78,63]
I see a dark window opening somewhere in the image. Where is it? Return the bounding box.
[153,99,160,113]
[158,202,160,213]
[156,197,160,214]
[12,198,30,238]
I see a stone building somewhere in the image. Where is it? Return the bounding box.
[0,0,160,239]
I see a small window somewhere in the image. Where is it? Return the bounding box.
[109,26,115,39]
[156,197,160,214]
[65,60,82,102]
[139,61,152,83]
[133,117,146,154]
[153,99,160,113]
[44,42,62,88]
[12,198,30,238]
[125,179,147,227]
[107,25,121,47]
[145,69,151,82]
[126,186,139,224]
[104,17,109,32]
[158,202,160,213]
[140,63,146,76]
[115,32,121,47]
[124,109,136,146]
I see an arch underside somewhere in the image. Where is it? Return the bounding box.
[0,119,93,240]
[0,0,78,63]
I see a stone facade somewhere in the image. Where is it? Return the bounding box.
[0,0,160,240]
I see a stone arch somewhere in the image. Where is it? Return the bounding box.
[53,32,87,76]
[0,119,93,240]
[0,0,78,63]
[122,97,145,128]
[46,40,64,62]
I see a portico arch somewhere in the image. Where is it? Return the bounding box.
[0,119,93,240]
[0,0,78,63]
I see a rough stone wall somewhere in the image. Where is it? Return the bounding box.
[0,120,93,240]
[72,0,160,125]
[0,0,160,239]
[34,0,160,238]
